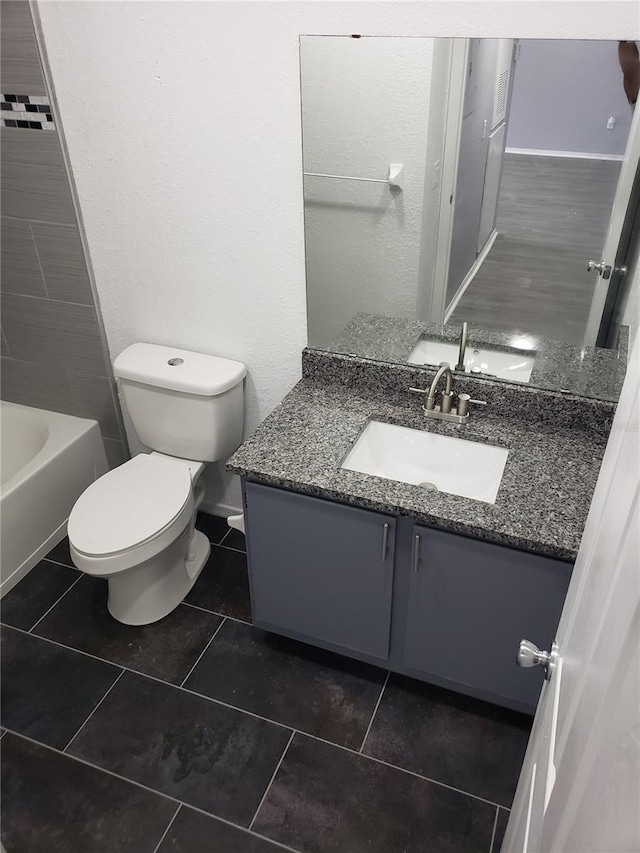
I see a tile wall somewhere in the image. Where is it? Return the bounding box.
[0,1,127,468]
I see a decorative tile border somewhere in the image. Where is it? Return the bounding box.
[1,94,55,130]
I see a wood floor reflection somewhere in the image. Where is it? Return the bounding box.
[450,153,622,345]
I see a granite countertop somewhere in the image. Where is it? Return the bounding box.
[228,377,609,562]
[324,313,627,402]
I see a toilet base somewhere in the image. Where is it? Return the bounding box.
[106,527,211,625]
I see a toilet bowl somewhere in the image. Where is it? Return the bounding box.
[67,342,246,625]
[68,453,210,625]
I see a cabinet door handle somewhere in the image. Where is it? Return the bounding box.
[381,523,390,561]
[412,534,421,574]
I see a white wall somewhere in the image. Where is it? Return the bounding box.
[36,1,640,514]
[507,39,634,156]
[302,36,436,348]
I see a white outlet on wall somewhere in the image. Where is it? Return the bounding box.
[607,116,616,130]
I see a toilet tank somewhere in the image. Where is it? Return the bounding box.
[113,343,246,462]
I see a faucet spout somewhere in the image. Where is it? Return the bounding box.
[427,362,453,410]
[455,321,468,372]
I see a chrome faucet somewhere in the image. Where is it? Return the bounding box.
[409,360,486,424]
[455,321,468,372]
[426,363,454,413]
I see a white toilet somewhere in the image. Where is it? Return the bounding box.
[67,342,246,626]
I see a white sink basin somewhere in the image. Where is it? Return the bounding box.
[408,339,535,383]
[342,421,508,504]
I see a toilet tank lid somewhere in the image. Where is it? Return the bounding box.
[113,343,247,396]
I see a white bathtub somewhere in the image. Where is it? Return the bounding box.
[0,402,108,595]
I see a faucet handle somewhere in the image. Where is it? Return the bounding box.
[408,387,435,412]
[456,394,487,417]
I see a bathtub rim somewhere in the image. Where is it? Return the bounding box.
[1,401,108,596]
[1,401,101,499]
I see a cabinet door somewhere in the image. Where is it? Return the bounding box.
[244,482,395,660]
[404,525,572,710]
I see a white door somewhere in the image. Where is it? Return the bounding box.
[503,337,640,852]
[584,103,640,347]
[477,122,506,251]
[442,39,515,313]
[477,39,514,251]
[445,39,495,308]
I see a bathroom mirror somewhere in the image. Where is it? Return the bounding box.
[301,36,638,400]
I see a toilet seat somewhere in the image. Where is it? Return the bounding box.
[68,454,193,558]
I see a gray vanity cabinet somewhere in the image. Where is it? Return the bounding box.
[244,481,396,661]
[243,481,573,712]
[404,525,572,709]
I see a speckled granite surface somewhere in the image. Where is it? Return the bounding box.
[302,349,616,436]
[324,313,627,401]
[229,365,613,562]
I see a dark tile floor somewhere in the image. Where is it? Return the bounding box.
[1,512,530,852]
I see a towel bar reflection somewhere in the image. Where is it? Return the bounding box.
[303,163,404,191]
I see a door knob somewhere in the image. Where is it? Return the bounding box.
[587,260,612,279]
[517,639,554,679]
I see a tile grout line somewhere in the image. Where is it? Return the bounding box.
[298,727,508,809]
[2,624,511,811]
[28,573,83,633]
[359,670,390,754]
[217,529,232,547]
[210,529,247,555]
[1,215,86,227]
[3,728,304,853]
[201,524,245,551]
[182,601,251,626]
[151,804,181,853]
[27,220,51,298]
[63,669,125,753]
[3,622,510,810]
[218,542,246,555]
[0,288,101,309]
[0,730,233,831]
[1,328,10,359]
[488,806,500,853]
[249,829,302,852]
[248,730,296,832]
[179,617,227,688]
[40,557,79,570]
[3,623,291,732]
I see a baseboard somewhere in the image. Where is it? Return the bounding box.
[505,147,624,162]
[444,229,498,323]
[199,499,243,519]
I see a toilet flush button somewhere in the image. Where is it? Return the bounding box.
[167,357,184,366]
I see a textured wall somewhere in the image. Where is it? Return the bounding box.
[302,36,436,348]
[35,1,640,513]
[507,39,633,155]
[0,1,127,469]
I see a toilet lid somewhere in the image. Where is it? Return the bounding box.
[68,454,192,556]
